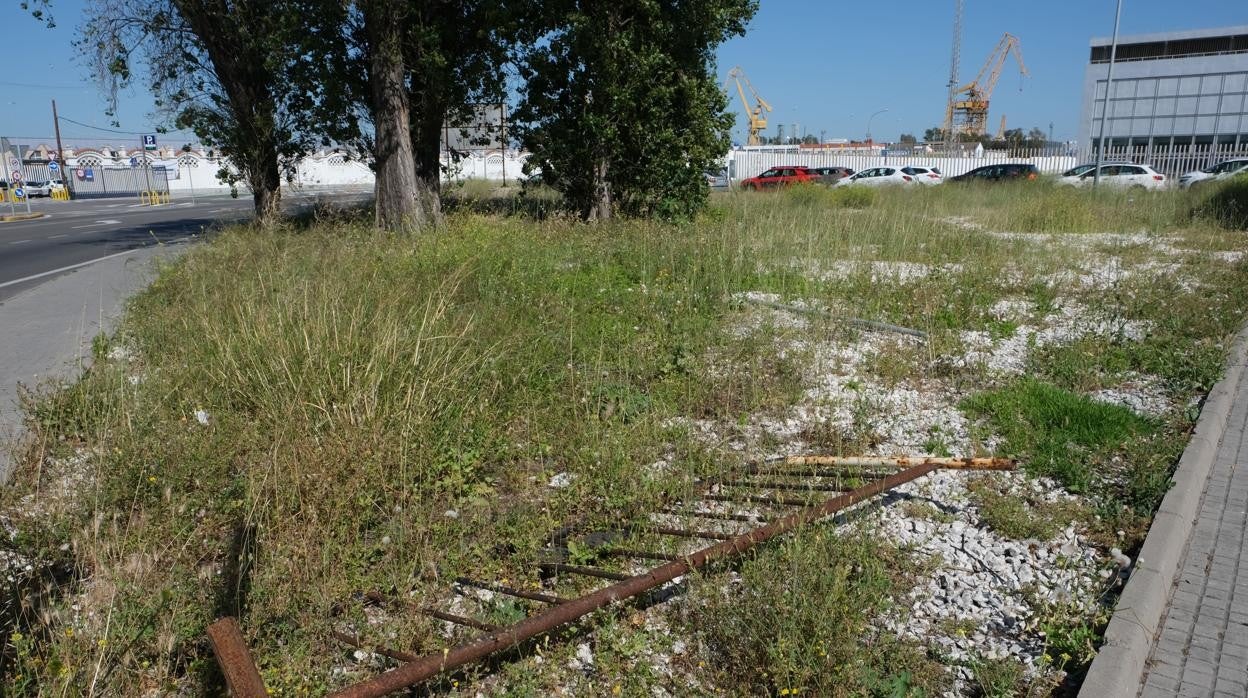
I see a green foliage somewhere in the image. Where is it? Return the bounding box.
[515,0,757,220]
[962,379,1151,493]
[1192,177,1248,230]
[686,529,947,695]
[968,477,1087,541]
[968,656,1028,697]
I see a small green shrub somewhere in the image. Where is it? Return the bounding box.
[961,379,1151,493]
[825,185,877,209]
[686,529,947,696]
[1193,177,1248,230]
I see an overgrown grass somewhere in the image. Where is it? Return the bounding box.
[3,181,1247,694]
[962,380,1152,494]
[684,528,947,696]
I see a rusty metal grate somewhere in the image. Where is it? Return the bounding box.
[207,455,1013,697]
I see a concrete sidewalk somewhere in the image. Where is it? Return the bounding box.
[0,240,191,480]
[1140,385,1248,697]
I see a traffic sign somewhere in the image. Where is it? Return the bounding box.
[143,135,157,150]
[48,161,59,172]
[12,187,24,199]
[10,170,21,183]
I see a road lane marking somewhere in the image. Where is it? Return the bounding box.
[70,219,122,230]
[9,239,30,245]
[49,234,66,239]
[0,236,192,290]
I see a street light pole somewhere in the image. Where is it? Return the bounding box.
[866,108,889,143]
[1094,0,1124,188]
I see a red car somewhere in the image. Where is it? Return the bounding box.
[740,166,819,190]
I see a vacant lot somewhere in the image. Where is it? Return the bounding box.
[3,181,1247,696]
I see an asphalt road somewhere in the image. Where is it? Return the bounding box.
[0,188,371,302]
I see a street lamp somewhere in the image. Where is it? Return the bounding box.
[1094,0,1124,188]
[866,108,889,143]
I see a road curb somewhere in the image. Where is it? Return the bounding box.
[0,212,46,222]
[1078,323,1248,698]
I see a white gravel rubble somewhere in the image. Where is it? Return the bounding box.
[1211,249,1245,264]
[959,298,1153,376]
[1089,372,1171,417]
[871,470,1111,686]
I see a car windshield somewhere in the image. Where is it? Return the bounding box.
[1063,165,1095,177]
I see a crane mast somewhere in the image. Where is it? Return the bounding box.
[948,33,1028,139]
[726,66,773,146]
[942,0,964,143]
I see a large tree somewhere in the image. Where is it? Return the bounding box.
[67,0,314,224]
[405,1,515,222]
[359,0,427,230]
[515,0,756,221]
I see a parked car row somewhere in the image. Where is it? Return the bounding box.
[730,157,1248,192]
[0,179,66,197]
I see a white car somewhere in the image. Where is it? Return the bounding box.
[1056,163,1166,190]
[25,179,66,197]
[1178,159,1248,189]
[901,166,943,185]
[834,166,917,187]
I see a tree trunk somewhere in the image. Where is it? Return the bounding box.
[587,157,612,221]
[364,0,425,231]
[250,153,282,225]
[410,86,444,223]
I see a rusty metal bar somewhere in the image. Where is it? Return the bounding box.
[661,508,770,523]
[604,548,682,562]
[716,479,854,492]
[331,630,420,663]
[627,525,734,541]
[701,492,814,507]
[783,455,1014,469]
[748,468,882,479]
[206,617,268,698]
[538,563,631,581]
[364,591,498,632]
[454,577,567,605]
[420,609,498,632]
[327,462,941,697]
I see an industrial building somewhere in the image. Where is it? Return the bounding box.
[1080,25,1248,153]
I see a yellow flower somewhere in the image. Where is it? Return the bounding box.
[612,686,621,695]
[148,476,157,483]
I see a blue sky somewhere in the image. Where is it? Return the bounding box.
[1,1,1245,145]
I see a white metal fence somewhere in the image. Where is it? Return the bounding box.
[726,143,1248,183]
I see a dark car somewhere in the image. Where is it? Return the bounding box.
[808,166,855,185]
[739,166,819,190]
[950,163,1040,182]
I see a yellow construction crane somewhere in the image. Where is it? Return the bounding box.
[945,33,1028,139]
[726,66,772,146]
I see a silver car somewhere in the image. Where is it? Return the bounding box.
[1178,159,1248,189]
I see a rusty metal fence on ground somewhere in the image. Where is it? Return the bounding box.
[207,455,1014,697]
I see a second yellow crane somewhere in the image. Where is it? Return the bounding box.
[944,33,1029,140]
[726,66,772,146]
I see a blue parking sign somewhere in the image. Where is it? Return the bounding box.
[143,135,157,150]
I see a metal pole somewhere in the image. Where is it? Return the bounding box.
[1,137,14,217]
[1093,0,1124,188]
[52,99,70,200]
[187,160,196,204]
[141,137,153,200]
[499,103,506,187]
